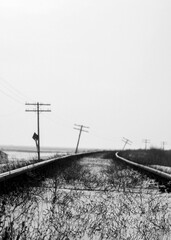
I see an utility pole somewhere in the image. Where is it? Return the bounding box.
[74,124,89,153]
[122,137,132,150]
[161,141,167,150]
[143,139,150,150]
[25,102,51,161]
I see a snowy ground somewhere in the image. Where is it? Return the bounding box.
[0,152,171,239]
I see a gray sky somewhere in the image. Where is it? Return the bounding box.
[0,0,171,150]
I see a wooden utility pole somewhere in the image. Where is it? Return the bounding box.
[122,137,132,150]
[161,141,167,150]
[25,102,51,161]
[74,124,89,153]
[143,139,150,150]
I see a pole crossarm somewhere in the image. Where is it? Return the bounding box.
[25,103,51,106]
[25,110,37,112]
[74,127,89,133]
[25,110,51,112]
[74,124,89,129]
[39,104,51,106]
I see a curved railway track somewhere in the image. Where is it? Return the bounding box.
[116,152,171,182]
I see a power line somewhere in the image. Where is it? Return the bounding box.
[0,87,23,105]
[74,124,89,153]
[0,77,37,103]
[0,77,35,101]
[42,113,123,149]
[25,102,51,160]
[0,77,36,104]
[0,78,25,101]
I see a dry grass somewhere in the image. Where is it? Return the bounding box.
[0,152,170,239]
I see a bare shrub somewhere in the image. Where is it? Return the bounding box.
[0,152,170,239]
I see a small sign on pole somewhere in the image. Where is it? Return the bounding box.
[32,132,38,141]
[32,132,39,154]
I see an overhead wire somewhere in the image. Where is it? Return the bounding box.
[42,109,120,144]
[42,110,74,130]
[42,109,121,149]
[0,77,29,100]
[0,76,35,104]
[0,79,24,103]
[0,77,37,120]
[0,77,121,148]
[0,87,23,105]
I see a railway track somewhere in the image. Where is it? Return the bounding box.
[0,151,170,239]
[1,150,171,184]
[0,151,104,183]
[116,152,171,181]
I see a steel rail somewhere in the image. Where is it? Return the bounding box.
[116,152,171,181]
[0,151,102,183]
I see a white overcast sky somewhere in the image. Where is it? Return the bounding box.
[0,0,171,150]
